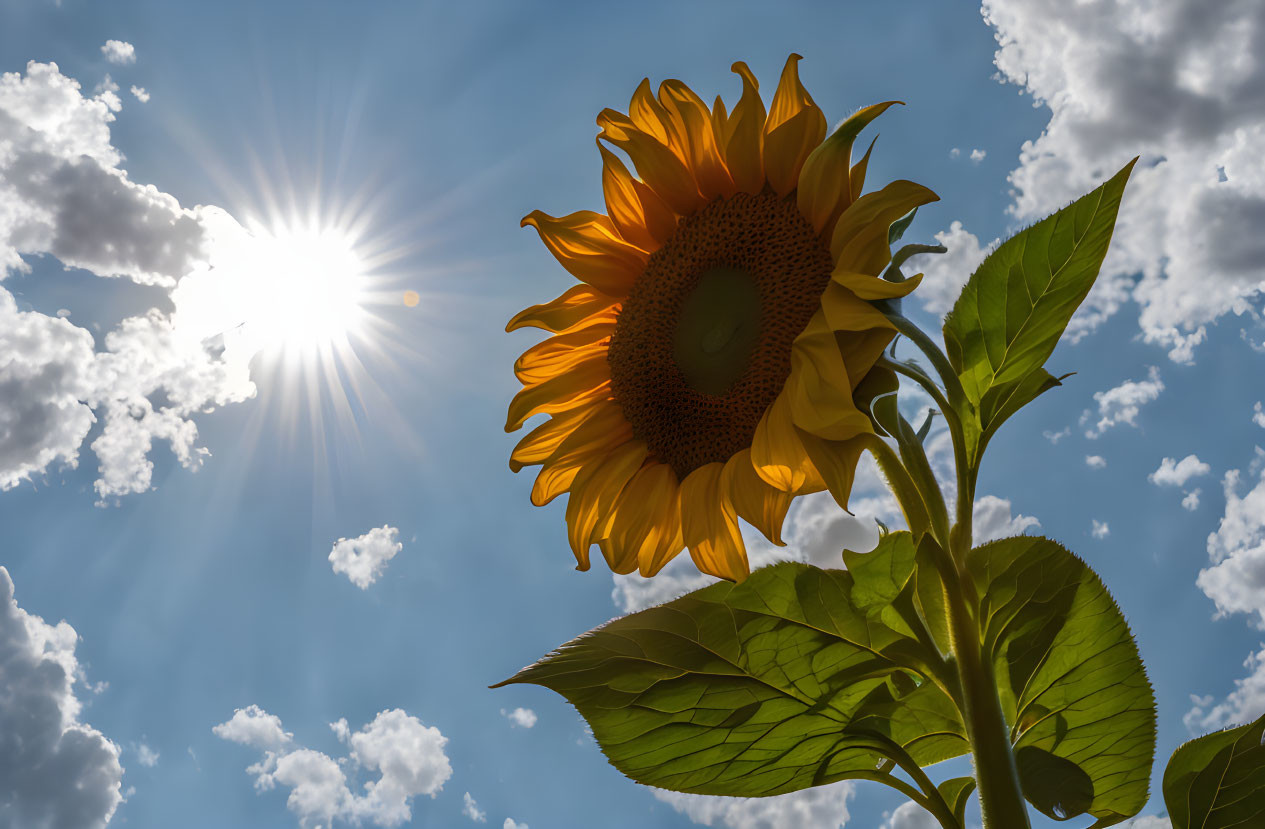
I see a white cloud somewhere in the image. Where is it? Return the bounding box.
[972,0,1265,360]
[0,566,124,828]
[462,792,487,822]
[1198,455,1265,627]
[136,742,159,767]
[215,707,451,828]
[908,221,991,316]
[100,40,136,65]
[1043,426,1071,444]
[501,707,537,729]
[1119,818,1173,829]
[1083,367,1164,438]
[1182,488,1202,511]
[503,820,528,829]
[130,85,149,103]
[1092,519,1110,539]
[1149,454,1212,486]
[1086,454,1107,469]
[328,526,402,589]
[1184,644,1265,733]
[949,147,961,159]
[973,495,1040,543]
[969,148,986,163]
[881,800,939,829]
[654,781,854,829]
[1254,401,1265,428]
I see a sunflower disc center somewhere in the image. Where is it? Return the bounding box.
[674,267,761,396]
[607,190,833,480]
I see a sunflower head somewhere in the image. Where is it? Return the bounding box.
[507,55,937,582]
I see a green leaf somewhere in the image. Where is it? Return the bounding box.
[496,556,965,797]
[938,776,977,828]
[968,536,1156,826]
[943,159,1136,454]
[888,207,918,245]
[1162,712,1265,829]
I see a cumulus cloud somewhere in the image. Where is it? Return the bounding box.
[1083,367,1164,438]
[654,782,854,829]
[964,0,1265,360]
[1086,454,1107,469]
[1092,519,1110,539]
[215,706,451,828]
[130,85,149,103]
[881,800,939,829]
[969,148,986,163]
[973,495,1040,543]
[0,61,275,500]
[328,526,402,589]
[1182,488,1202,511]
[462,792,487,822]
[0,566,124,828]
[1197,453,1265,627]
[503,820,528,829]
[501,707,537,729]
[1185,644,1265,733]
[100,40,136,65]
[1119,818,1173,829]
[1149,455,1212,486]
[1254,401,1265,428]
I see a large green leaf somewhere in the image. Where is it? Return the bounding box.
[942,159,1135,455]
[496,535,965,798]
[968,536,1156,827]
[1163,712,1265,829]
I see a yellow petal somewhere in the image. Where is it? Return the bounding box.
[798,430,871,512]
[849,135,877,203]
[598,109,703,215]
[832,269,924,301]
[726,448,793,546]
[541,401,633,472]
[786,314,875,441]
[818,280,898,334]
[629,78,675,148]
[505,358,610,432]
[513,322,613,385]
[521,210,647,296]
[565,441,648,569]
[598,142,676,251]
[836,326,897,393]
[796,102,900,235]
[711,94,728,141]
[601,463,684,576]
[719,61,766,195]
[658,80,735,200]
[763,54,826,197]
[506,285,619,334]
[829,180,939,269]
[680,462,749,582]
[510,403,601,472]
[751,390,823,492]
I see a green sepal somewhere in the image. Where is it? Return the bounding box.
[938,776,978,827]
[1162,712,1265,829]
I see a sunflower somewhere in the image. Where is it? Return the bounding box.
[507,55,937,582]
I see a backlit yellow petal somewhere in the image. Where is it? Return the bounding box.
[796,102,900,236]
[836,326,897,393]
[786,315,874,441]
[832,269,924,301]
[720,61,766,195]
[505,358,610,432]
[680,462,748,582]
[602,463,684,576]
[521,210,647,296]
[513,322,614,385]
[829,180,939,268]
[510,403,601,472]
[598,109,703,215]
[506,285,619,334]
[658,80,735,200]
[599,142,676,251]
[818,280,898,334]
[763,54,826,197]
[849,136,877,203]
[726,448,793,546]
[565,441,648,569]
[751,390,822,493]
[798,430,871,512]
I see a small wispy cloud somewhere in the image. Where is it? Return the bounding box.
[1091,520,1110,539]
[501,707,537,729]
[100,40,136,65]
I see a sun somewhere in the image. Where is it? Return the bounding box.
[236,224,370,354]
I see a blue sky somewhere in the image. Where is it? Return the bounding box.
[1,1,1263,828]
